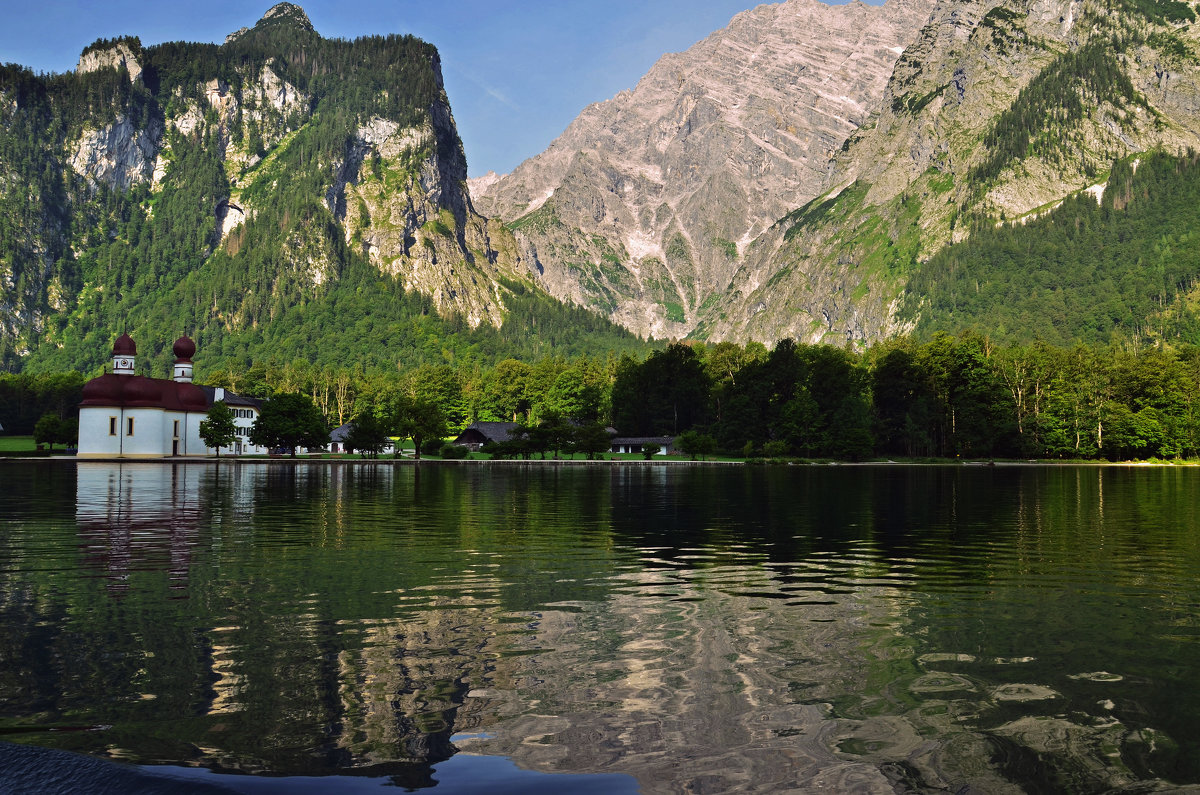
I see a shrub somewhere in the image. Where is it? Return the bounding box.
[762,440,789,458]
[439,443,469,459]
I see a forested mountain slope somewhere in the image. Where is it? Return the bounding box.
[477,0,1200,349]
[0,3,644,376]
[903,150,1200,345]
[703,0,1200,346]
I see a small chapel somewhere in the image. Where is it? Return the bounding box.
[77,334,238,458]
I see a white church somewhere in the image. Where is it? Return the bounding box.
[77,334,266,458]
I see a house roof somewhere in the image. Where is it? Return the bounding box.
[330,422,354,442]
[455,422,520,444]
[198,386,262,409]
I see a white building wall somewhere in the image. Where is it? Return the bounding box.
[79,393,266,457]
[213,407,267,455]
[120,408,170,458]
[78,406,125,458]
[176,410,206,456]
[79,407,172,458]
[80,407,224,458]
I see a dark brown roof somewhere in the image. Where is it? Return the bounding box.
[112,333,136,356]
[80,374,208,411]
[172,336,196,360]
[455,422,520,444]
[198,386,262,409]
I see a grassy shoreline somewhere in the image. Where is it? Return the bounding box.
[6,452,1199,466]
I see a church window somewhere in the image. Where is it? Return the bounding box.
[109,417,117,436]
[126,417,135,436]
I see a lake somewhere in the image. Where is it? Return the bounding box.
[1,461,1198,793]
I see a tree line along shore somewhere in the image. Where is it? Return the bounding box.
[5,332,1200,462]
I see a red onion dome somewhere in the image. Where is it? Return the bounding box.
[172,336,196,361]
[112,333,136,356]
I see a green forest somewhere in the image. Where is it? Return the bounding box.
[0,7,644,378]
[9,334,1200,462]
[906,150,1200,346]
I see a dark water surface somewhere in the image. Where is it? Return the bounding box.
[1,461,1199,793]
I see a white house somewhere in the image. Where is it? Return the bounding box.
[199,386,267,456]
[609,436,676,455]
[77,334,264,458]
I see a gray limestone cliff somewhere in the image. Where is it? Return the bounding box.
[476,0,1200,347]
[700,0,1200,345]
[473,0,936,339]
[18,4,522,348]
[77,39,143,83]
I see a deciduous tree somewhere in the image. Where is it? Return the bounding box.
[249,393,329,457]
[199,401,238,456]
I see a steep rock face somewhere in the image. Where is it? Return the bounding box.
[474,0,936,338]
[0,4,527,369]
[69,115,162,189]
[700,0,1200,345]
[181,43,520,328]
[331,104,518,326]
[77,40,143,83]
[69,40,157,189]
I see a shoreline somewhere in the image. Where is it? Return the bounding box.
[4,456,1198,467]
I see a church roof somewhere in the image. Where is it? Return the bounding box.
[172,336,196,361]
[81,374,208,411]
[112,333,136,356]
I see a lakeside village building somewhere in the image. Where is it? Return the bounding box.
[78,334,266,458]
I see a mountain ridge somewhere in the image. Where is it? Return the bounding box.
[472,0,940,338]
[0,4,649,375]
[472,0,938,338]
[699,0,1200,345]
[475,0,1200,348]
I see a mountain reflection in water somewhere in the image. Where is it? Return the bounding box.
[0,461,1197,793]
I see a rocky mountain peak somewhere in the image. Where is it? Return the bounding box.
[474,0,936,339]
[226,3,316,43]
[257,3,315,32]
[76,37,144,83]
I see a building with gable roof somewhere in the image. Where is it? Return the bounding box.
[453,422,520,451]
[77,334,266,458]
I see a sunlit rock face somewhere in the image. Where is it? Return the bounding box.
[699,0,1200,347]
[473,0,936,339]
[1,4,529,367]
[77,40,143,83]
[478,0,1200,347]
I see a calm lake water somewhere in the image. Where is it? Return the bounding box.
[1,461,1199,793]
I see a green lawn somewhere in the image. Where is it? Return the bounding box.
[0,436,36,452]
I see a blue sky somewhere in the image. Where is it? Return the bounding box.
[0,0,863,176]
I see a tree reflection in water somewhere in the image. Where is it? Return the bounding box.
[0,461,1195,792]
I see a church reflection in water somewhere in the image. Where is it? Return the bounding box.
[75,462,209,595]
[70,462,480,781]
[65,462,878,792]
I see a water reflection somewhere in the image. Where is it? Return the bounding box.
[0,462,1197,792]
[76,462,208,594]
